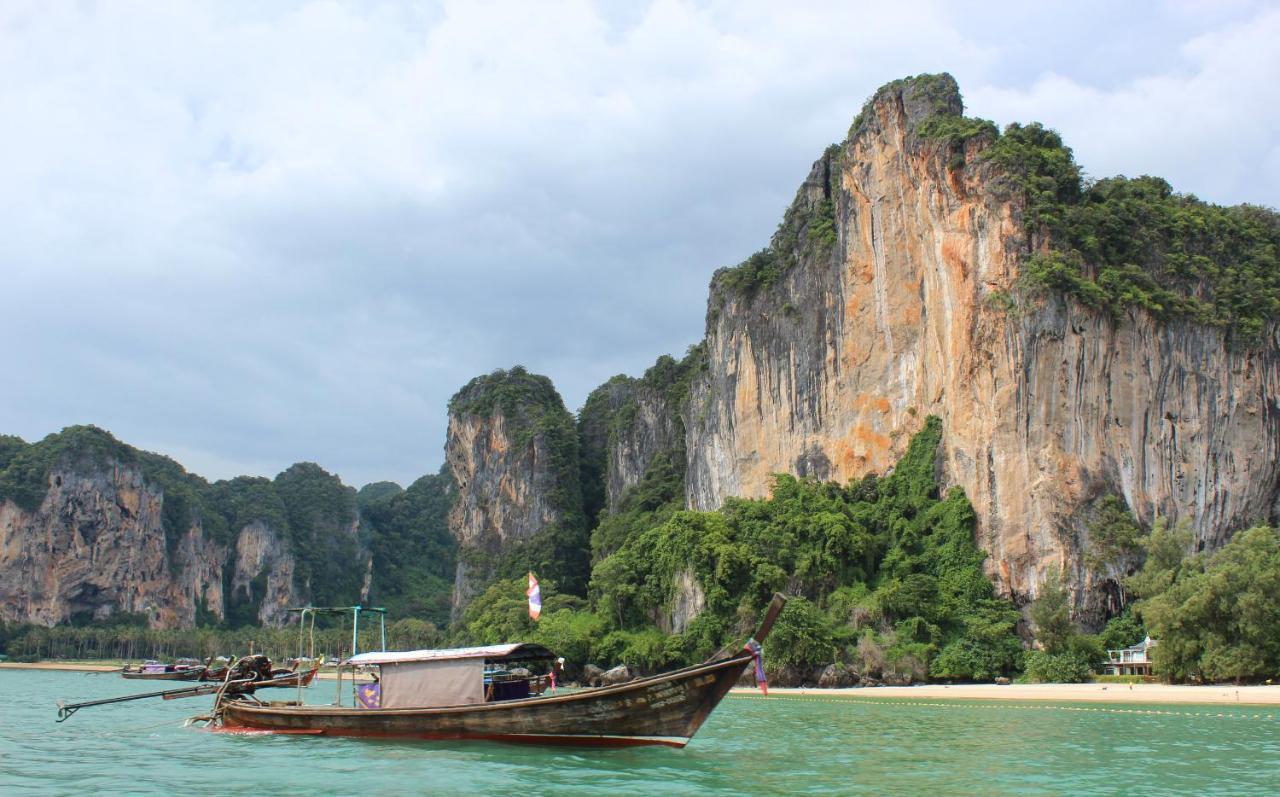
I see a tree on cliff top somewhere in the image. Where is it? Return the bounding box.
[273,462,362,607]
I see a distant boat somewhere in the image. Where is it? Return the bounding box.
[213,593,786,748]
[121,661,207,681]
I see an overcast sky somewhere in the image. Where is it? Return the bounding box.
[2,1,1278,488]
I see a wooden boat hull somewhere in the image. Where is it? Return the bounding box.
[122,668,206,681]
[221,654,752,748]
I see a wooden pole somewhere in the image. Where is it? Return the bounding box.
[750,593,788,644]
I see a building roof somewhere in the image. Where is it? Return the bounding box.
[346,642,555,666]
[1123,636,1157,652]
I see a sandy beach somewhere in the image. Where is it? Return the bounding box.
[5,661,1279,705]
[0,661,122,672]
[731,682,1280,706]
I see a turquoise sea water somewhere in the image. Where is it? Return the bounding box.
[3,670,1279,796]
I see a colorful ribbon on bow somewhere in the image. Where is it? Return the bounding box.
[744,637,768,695]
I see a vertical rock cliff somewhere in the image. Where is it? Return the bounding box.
[227,520,300,627]
[445,367,587,616]
[578,353,698,522]
[679,74,1280,617]
[0,460,224,628]
[0,427,369,629]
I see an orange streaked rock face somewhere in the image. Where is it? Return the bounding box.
[0,463,230,628]
[444,369,582,618]
[0,458,312,630]
[682,75,1280,618]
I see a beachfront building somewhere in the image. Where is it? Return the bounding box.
[1104,636,1157,676]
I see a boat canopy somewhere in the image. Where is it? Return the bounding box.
[346,643,555,667]
[344,644,555,710]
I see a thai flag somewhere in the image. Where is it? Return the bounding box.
[527,572,542,621]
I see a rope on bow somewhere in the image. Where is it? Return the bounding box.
[744,637,768,695]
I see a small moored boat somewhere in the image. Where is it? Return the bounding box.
[214,593,786,748]
[121,660,207,681]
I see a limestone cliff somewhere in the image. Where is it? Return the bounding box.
[228,520,301,627]
[679,74,1280,618]
[0,462,222,628]
[606,384,683,515]
[578,356,692,521]
[0,427,367,629]
[445,368,588,616]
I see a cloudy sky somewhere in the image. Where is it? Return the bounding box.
[2,1,1278,488]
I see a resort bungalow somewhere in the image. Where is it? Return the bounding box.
[1104,636,1158,676]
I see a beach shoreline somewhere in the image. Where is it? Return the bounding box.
[0,661,122,672]
[729,682,1280,706]
[5,661,1279,705]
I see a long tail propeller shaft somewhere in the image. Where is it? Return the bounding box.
[56,683,220,722]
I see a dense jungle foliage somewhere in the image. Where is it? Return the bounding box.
[360,471,456,627]
[1124,522,1280,683]
[452,418,1024,683]
[937,116,1280,342]
[1020,513,1280,684]
[0,426,442,632]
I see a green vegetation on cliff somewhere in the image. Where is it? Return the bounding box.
[576,347,703,531]
[458,418,1024,683]
[713,145,842,301]
[0,426,237,557]
[982,123,1280,340]
[362,471,456,627]
[274,463,363,608]
[577,374,636,526]
[847,73,1280,340]
[857,75,1280,341]
[449,366,569,447]
[856,74,1280,341]
[0,426,391,626]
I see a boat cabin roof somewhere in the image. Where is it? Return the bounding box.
[346,642,555,667]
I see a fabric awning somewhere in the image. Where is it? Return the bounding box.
[347,642,555,666]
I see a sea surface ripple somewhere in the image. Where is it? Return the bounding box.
[3,670,1279,796]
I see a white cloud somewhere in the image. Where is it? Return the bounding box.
[964,4,1280,206]
[0,1,1276,486]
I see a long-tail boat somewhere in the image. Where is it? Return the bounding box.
[212,593,786,748]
